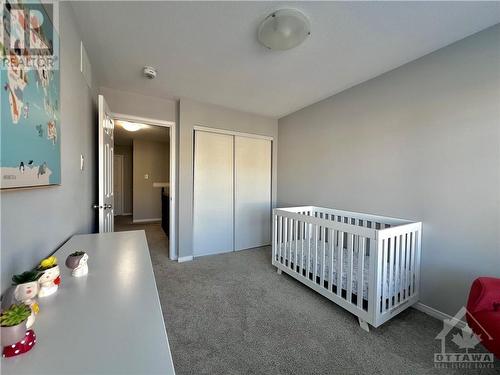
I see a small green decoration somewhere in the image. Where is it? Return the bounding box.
[69,251,86,257]
[12,271,42,285]
[0,304,31,327]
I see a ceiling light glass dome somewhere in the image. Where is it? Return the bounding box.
[257,9,311,51]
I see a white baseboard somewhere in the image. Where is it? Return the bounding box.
[414,302,467,329]
[132,218,161,223]
[178,256,193,263]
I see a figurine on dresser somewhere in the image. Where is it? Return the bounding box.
[37,256,61,298]
[1,271,41,329]
[1,304,36,358]
[65,251,89,277]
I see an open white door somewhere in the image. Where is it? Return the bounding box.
[95,95,114,232]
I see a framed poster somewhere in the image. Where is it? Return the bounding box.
[1,0,60,189]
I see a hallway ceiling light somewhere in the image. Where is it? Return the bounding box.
[257,9,311,51]
[118,121,147,132]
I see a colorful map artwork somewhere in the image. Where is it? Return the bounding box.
[1,0,61,189]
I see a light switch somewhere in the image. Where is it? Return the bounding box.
[144,174,149,180]
[80,154,84,171]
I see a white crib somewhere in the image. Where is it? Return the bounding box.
[272,206,422,331]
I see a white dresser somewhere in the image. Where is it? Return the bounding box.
[1,231,175,374]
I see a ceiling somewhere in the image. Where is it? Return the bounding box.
[114,121,170,146]
[72,2,500,118]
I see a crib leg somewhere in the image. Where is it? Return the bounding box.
[276,268,282,275]
[358,318,370,332]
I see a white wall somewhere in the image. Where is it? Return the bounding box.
[99,86,176,123]
[133,139,169,221]
[277,25,500,316]
[1,3,97,290]
[179,98,278,258]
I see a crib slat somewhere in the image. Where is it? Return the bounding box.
[321,226,326,286]
[346,234,354,302]
[406,232,411,296]
[400,233,407,300]
[291,219,295,269]
[382,239,389,312]
[307,223,311,278]
[337,231,344,297]
[394,235,400,304]
[277,215,280,262]
[388,237,395,308]
[293,220,299,272]
[283,217,291,267]
[329,228,335,292]
[300,221,305,275]
[407,232,412,296]
[287,218,291,269]
[314,224,319,282]
[410,231,416,296]
[289,219,294,270]
[278,216,282,263]
[272,214,276,261]
[414,228,421,297]
[357,237,365,309]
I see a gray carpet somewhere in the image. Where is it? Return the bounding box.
[115,217,499,375]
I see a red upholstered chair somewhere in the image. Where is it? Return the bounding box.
[466,277,500,358]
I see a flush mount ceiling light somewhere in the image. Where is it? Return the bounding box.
[118,121,147,132]
[257,9,311,51]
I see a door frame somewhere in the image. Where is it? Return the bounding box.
[111,112,178,261]
[113,154,124,216]
[193,125,274,141]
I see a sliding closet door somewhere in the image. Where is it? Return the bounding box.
[234,136,272,250]
[193,131,234,256]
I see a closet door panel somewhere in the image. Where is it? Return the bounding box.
[193,131,234,256]
[235,136,272,250]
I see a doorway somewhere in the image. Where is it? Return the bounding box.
[94,104,177,260]
[112,113,176,260]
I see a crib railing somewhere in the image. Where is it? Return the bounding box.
[272,206,422,330]
[373,223,422,326]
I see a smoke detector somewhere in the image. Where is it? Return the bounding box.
[143,66,157,79]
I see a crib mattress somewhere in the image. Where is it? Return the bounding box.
[278,240,406,301]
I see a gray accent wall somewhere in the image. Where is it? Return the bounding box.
[115,145,133,214]
[277,25,500,316]
[1,3,97,290]
[132,139,170,222]
[179,98,278,258]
